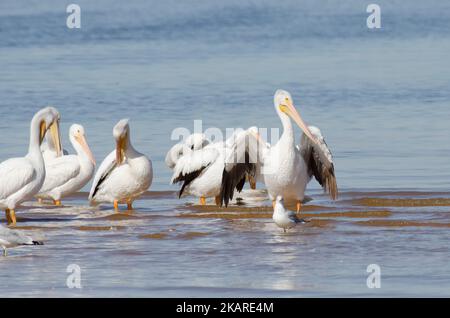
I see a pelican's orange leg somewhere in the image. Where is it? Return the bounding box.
[296,200,302,214]
[127,201,133,210]
[6,209,16,227]
[54,200,62,206]
[199,197,206,205]
[5,209,11,224]
[114,200,119,212]
[248,176,256,190]
[10,209,16,226]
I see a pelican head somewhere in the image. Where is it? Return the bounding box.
[185,133,209,150]
[70,124,96,165]
[248,126,271,149]
[247,126,262,141]
[36,107,62,156]
[274,90,317,144]
[113,119,130,165]
[247,126,263,144]
[248,126,259,135]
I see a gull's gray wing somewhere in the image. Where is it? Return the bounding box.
[0,225,43,246]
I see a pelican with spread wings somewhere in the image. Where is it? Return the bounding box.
[220,89,338,213]
[170,129,257,205]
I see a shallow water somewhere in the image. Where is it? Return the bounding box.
[0,0,450,297]
[1,190,450,297]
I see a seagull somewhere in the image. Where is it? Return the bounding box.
[89,119,153,211]
[0,224,44,256]
[273,196,306,232]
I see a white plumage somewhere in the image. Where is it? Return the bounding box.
[221,90,337,213]
[0,224,43,256]
[170,129,257,205]
[41,133,68,162]
[0,107,61,226]
[37,124,96,205]
[89,119,153,210]
[165,133,210,170]
[272,196,305,232]
[171,145,223,201]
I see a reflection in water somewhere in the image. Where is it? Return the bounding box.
[266,234,301,291]
[0,189,450,297]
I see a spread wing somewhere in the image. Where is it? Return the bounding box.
[220,130,268,207]
[0,157,36,199]
[39,155,80,193]
[89,150,117,201]
[171,147,219,198]
[300,126,338,200]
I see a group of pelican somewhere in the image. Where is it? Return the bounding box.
[167,89,338,231]
[0,89,337,254]
[0,107,153,228]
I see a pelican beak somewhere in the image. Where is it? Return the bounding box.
[279,100,317,144]
[116,136,126,165]
[39,121,47,145]
[49,120,62,157]
[75,134,96,165]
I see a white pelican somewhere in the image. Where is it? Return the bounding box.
[170,128,257,205]
[89,119,153,211]
[220,89,338,213]
[36,124,96,205]
[0,107,61,226]
[0,224,44,256]
[165,133,210,170]
[273,196,306,233]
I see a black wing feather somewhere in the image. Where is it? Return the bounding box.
[220,152,256,207]
[91,161,117,199]
[302,138,338,200]
[173,167,207,198]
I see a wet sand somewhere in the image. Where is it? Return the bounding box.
[0,188,449,297]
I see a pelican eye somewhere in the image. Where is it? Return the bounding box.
[191,145,194,150]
